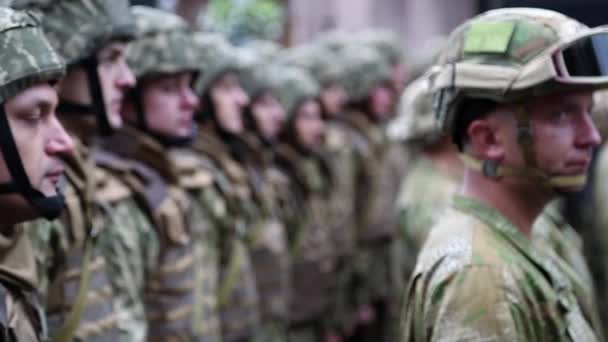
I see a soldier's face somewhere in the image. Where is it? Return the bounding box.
[140,72,199,138]
[59,41,135,129]
[294,99,325,149]
[369,83,395,121]
[0,83,73,219]
[251,92,285,141]
[96,41,136,128]
[495,90,600,191]
[210,72,250,134]
[320,83,347,117]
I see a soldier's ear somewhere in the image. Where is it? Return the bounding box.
[466,110,506,162]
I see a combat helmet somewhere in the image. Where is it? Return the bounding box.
[430,7,608,188]
[13,0,136,135]
[126,5,200,136]
[0,7,66,219]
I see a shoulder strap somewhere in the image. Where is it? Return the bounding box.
[51,237,94,342]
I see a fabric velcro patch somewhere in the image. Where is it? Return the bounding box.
[463,21,515,54]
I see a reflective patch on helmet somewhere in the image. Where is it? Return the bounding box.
[463,22,515,54]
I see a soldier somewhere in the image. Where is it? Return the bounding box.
[391,76,462,281]
[360,29,408,94]
[192,33,262,342]
[268,66,336,342]
[13,0,159,340]
[237,52,293,342]
[335,45,402,341]
[279,44,359,340]
[0,7,73,341]
[104,6,222,341]
[402,8,608,340]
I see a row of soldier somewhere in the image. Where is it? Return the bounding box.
[0,0,419,341]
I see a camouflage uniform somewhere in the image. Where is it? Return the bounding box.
[104,6,225,341]
[12,1,158,340]
[401,8,608,340]
[192,33,262,342]
[403,196,602,341]
[335,45,404,340]
[264,66,337,342]
[238,58,294,341]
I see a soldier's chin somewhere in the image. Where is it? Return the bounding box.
[551,174,588,194]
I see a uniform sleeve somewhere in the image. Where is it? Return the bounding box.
[401,263,521,342]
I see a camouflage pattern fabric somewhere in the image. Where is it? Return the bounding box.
[28,138,156,341]
[13,0,135,65]
[396,156,462,280]
[127,6,200,78]
[193,32,241,96]
[401,195,602,341]
[0,224,46,342]
[0,6,64,103]
[190,133,262,342]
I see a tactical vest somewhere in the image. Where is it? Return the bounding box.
[102,128,198,341]
[192,134,261,342]
[0,225,46,342]
[171,148,224,342]
[275,144,336,324]
[238,135,291,324]
[324,121,359,258]
[46,141,127,342]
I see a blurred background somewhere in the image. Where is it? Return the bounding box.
[130,0,608,50]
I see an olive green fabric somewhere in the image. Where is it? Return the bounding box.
[0,224,46,341]
[272,66,320,121]
[193,32,241,96]
[338,45,391,102]
[13,0,135,65]
[401,195,602,341]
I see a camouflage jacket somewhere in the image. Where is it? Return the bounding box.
[28,137,156,342]
[401,195,601,341]
[103,127,212,341]
[0,224,46,342]
[191,132,261,342]
[396,155,462,279]
[274,143,337,324]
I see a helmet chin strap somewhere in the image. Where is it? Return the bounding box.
[459,106,587,190]
[0,106,65,220]
[57,56,114,136]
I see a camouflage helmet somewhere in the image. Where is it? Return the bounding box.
[434,8,608,189]
[193,32,241,95]
[127,6,199,79]
[280,45,349,88]
[273,66,320,120]
[0,7,67,220]
[387,75,440,144]
[242,39,282,61]
[430,8,600,134]
[359,29,404,66]
[338,45,392,101]
[237,48,277,100]
[0,7,65,104]
[13,0,136,65]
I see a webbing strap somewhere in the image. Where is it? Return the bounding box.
[458,154,587,188]
[51,237,94,342]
